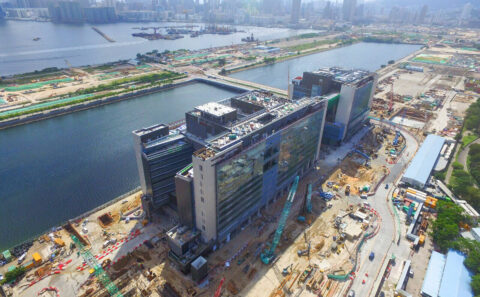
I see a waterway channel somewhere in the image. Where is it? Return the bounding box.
[0,42,422,250]
[229,42,423,89]
[0,82,239,250]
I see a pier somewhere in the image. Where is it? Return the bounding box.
[91,26,115,43]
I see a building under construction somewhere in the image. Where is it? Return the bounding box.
[133,91,327,242]
[132,86,377,273]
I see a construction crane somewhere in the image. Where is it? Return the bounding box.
[261,176,299,265]
[297,183,312,224]
[305,183,312,214]
[213,277,225,297]
[71,235,123,297]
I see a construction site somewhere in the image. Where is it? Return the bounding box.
[371,42,480,140]
[2,28,480,297]
[0,119,405,297]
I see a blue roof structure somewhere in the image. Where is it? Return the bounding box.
[402,134,445,188]
[421,251,446,297]
[438,250,474,297]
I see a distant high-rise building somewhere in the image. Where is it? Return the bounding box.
[103,0,116,10]
[342,0,356,21]
[291,0,301,23]
[461,3,472,21]
[0,5,5,19]
[58,1,83,22]
[355,3,364,19]
[84,6,116,23]
[15,0,31,8]
[418,5,428,24]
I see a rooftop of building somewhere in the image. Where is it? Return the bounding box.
[205,92,324,149]
[195,102,236,118]
[167,225,198,246]
[438,250,474,297]
[191,91,326,160]
[132,123,168,137]
[311,67,373,84]
[402,134,446,187]
[421,251,446,297]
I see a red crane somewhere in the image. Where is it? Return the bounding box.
[213,277,225,297]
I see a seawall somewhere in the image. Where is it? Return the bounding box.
[0,78,248,130]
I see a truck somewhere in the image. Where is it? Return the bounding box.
[419,234,425,246]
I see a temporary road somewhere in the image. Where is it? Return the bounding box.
[349,120,419,297]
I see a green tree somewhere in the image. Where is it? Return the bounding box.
[0,266,26,284]
[218,58,226,66]
[471,274,480,295]
[431,201,465,251]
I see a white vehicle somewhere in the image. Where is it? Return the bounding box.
[17,252,27,264]
[103,240,111,248]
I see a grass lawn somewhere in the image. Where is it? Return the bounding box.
[463,134,478,147]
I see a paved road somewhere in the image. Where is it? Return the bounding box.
[458,137,480,171]
[349,121,419,297]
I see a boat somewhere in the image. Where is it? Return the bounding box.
[242,33,258,43]
[33,37,40,41]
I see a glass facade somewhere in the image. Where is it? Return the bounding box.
[216,142,265,234]
[145,140,194,208]
[277,110,324,186]
[349,80,373,125]
[215,109,324,239]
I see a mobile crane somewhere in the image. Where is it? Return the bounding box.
[261,176,299,265]
[71,235,123,297]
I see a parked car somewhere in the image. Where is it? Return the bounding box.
[348,290,355,297]
[369,252,375,261]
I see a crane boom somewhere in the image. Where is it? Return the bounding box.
[306,183,312,214]
[71,235,123,297]
[213,277,225,297]
[261,176,299,264]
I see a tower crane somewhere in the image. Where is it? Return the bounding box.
[261,176,299,265]
[71,235,123,297]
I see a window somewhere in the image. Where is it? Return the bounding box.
[201,197,205,203]
[199,165,203,171]
[202,225,206,231]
